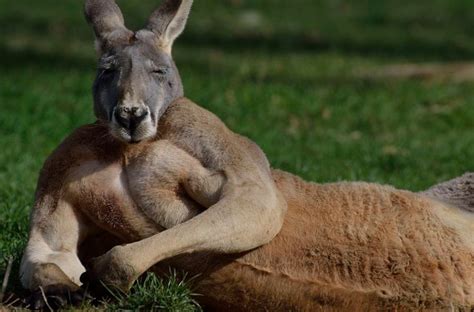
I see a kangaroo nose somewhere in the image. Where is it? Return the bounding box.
[114,106,148,132]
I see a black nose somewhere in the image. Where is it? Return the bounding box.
[114,106,148,132]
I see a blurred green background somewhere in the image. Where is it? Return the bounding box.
[1,0,473,306]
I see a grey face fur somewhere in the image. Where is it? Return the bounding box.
[85,0,192,143]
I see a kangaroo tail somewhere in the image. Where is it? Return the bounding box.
[421,172,474,212]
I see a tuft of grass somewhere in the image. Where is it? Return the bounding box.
[103,271,201,312]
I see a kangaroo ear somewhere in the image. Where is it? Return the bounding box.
[146,0,193,53]
[85,0,133,53]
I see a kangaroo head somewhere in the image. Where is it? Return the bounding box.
[85,0,192,143]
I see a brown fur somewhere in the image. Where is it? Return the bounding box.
[20,96,287,301]
[22,99,473,310]
[196,171,472,310]
[148,170,473,311]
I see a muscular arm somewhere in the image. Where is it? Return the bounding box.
[88,99,287,291]
[126,140,226,229]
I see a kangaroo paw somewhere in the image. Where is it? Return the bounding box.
[25,284,91,310]
[81,246,140,294]
[25,262,90,310]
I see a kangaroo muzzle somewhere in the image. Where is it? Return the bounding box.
[110,100,156,143]
[113,105,149,133]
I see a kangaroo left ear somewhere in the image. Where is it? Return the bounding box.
[84,0,134,54]
[146,0,193,53]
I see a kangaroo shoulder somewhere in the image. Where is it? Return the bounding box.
[44,124,120,166]
[161,97,229,135]
[36,124,122,196]
[160,98,259,168]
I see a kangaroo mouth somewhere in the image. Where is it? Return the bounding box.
[109,114,157,144]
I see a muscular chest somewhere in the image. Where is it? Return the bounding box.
[65,159,161,241]
[63,140,201,240]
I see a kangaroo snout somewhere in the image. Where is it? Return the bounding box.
[113,105,149,132]
[110,103,155,143]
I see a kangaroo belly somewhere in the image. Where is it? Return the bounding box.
[189,170,473,310]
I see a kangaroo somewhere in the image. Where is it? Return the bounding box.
[20,0,286,306]
[20,0,474,310]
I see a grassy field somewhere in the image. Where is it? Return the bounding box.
[1,0,473,309]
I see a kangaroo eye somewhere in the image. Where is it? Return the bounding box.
[152,68,168,76]
[100,68,116,79]
[103,68,116,75]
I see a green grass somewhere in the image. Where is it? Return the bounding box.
[103,272,201,312]
[1,0,473,310]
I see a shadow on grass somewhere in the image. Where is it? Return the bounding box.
[2,21,474,73]
[0,47,93,71]
[180,30,474,62]
[3,42,470,95]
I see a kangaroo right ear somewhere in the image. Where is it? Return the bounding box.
[84,0,133,54]
[146,0,193,54]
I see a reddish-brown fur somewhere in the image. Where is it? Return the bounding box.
[34,120,473,311]
[149,171,472,311]
[193,171,473,311]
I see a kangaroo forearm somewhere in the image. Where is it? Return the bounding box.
[114,188,285,276]
[21,198,89,289]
